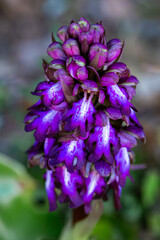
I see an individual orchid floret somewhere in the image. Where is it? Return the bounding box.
[82,170,106,213]
[107,84,131,115]
[64,92,95,137]
[32,81,64,107]
[115,147,130,187]
[87,114,116,163]
[55,166,83,208]
[25,107,65,142]
[56,139,86,172]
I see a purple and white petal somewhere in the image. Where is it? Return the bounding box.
[45,170,57,211]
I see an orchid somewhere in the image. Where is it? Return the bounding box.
[24,17,145,214]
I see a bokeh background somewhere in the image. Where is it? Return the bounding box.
[0,0,160,239]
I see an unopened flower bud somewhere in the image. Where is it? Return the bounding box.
[57,26,69,42]
[68,23,82,38]
[47,42,67,60]
[90,24,105,43]
[78,17,90,32]
[106,39,123,62]
[89,43,108,69]
[63,39,80,57]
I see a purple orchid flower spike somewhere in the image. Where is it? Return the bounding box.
[24,17,145,214]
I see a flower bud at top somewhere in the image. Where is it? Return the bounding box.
[62,39,80,57]
[79,32,93,53]
[57,26,69,42]
[78,17,90,32]
[90,24,105,43]
[68,23,82,38]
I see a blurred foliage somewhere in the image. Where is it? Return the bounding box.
[0,153,65,240]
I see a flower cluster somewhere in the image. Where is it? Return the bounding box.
[24,18,145,213]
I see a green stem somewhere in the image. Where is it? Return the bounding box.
[59,200,103,240]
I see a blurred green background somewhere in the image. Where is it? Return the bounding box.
[0,0,160,239]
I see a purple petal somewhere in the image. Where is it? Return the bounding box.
[45,59,65,81]
[45,170,57,211]
[125,126,145,142]
[88,117,115,162]
[25,109,63,142]
[95,110,108,127]
[57,140,86,172]
[115,147,130,187]
[119,75,139,86]
[107,85,131,115]
[118,130,137,148]
[108,62,127,73]
[56,166,83,207]
[129,108,143,128]
[44,138,55,155]
[98,89,105,104]
[64,93,95,137]
[95,160,111,177]
[82,170,105,203]
[33,81,65,107]
[81,80,98,92]
[100,72,119,86]
[77,66,88,80]
[55,69,74,103]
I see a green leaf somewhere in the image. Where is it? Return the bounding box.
[142,171,160,207]
[148,213,160,236]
